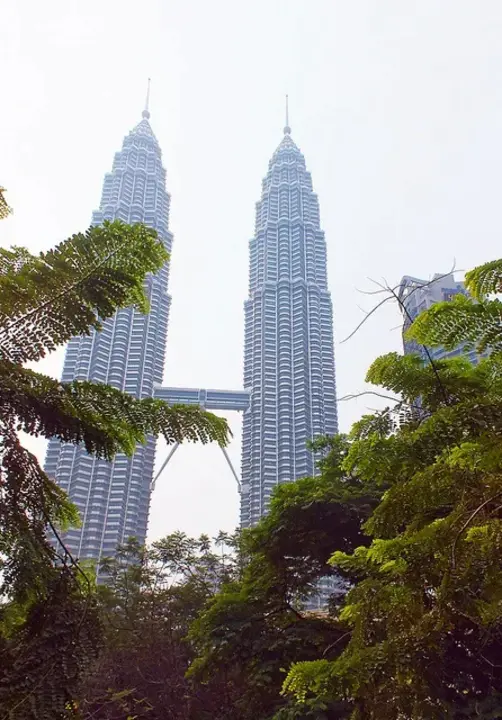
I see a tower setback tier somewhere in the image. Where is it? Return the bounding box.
[241,127,338,528]
[45,107,172,562]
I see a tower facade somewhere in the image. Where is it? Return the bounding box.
[241,119,338,527]
[45,99,173,561]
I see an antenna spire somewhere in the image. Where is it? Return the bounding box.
[284,94,291,135]
[142,78,151,119]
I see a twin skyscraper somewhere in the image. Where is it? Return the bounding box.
[45,92,338,561]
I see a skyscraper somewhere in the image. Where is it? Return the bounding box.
[240,109,338,528]
[45,87,173,561]
[399,273,488,364]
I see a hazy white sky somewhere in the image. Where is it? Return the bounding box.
[2,0,502,541]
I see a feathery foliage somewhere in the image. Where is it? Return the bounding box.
[0,186,11,219]
[187,435,378,719]
[268,257,502,717]
[0,361,227,459]
[283,351,502,718]
[407,258,502,353]
[0,220,169,363]
[77,534,239,719]
[0,218,229,719]
[0,569,102,720]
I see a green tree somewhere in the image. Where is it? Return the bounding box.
[0,219,229,719]
[188,434,380,720]
[282,348,502,717]
[189,258,502,719]
[77,533,239,720]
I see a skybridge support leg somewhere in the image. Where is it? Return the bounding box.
[220,446,241,493]
[151,442,179,491]
[151,443,241,494]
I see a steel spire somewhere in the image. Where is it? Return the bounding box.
[142,78,151,119]
[284,94,291,135]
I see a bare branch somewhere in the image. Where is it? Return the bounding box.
[337,390,401,404]
[340,295,396,344]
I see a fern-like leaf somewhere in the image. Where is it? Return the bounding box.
[0,361,229,460]
[406,294,502,354]
[465,258,502,300]
[0,186,11,219]
[0,221,168,364]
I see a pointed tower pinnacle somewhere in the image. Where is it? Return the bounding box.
[142,78,151,119]
[283,94,291,135]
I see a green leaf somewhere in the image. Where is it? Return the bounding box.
[0,220,169,363]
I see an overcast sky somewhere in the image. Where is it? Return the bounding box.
[2,0,502,541]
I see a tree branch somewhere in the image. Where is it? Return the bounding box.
[451,491,502,570]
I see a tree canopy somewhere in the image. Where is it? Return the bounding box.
[281,260,502,719]
[0,216,229,719]
[187,434,379,719]
[190,257,502,719]
[3,191,502,720]
[77,533,239,720]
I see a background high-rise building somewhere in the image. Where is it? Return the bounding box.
[45,96,173,561]
[398,273,488,364]
[240,117,338,528]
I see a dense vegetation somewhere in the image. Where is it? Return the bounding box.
[0,208,228,719]
[77,533,240,719]
[2,189,502,718]
[280,259,502,718]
